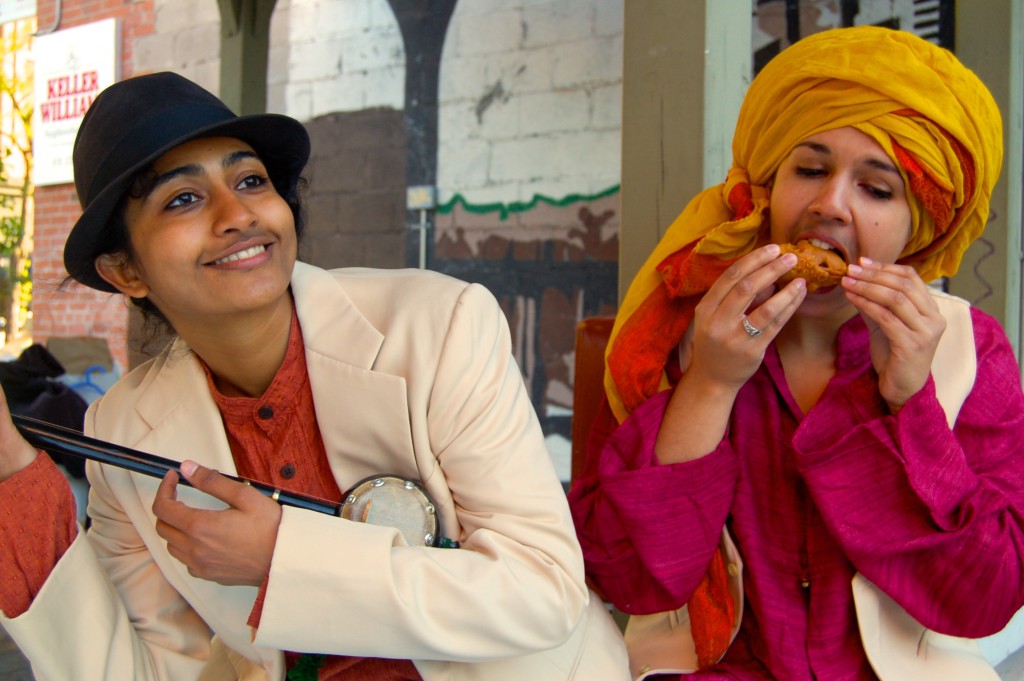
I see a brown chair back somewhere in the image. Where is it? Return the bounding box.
[571,316,615,484]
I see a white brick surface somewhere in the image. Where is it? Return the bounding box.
[554,129,619,180]
[476,88,521,140]
[155,0,217,33]
[133,32,176,73]
[313,71,370,113]
[522,0,595,49]
[452,10,524,57]
[281,81,314,121]
[446,181,522,206]
[269,1,292,46]
[489,136,560,183]
[437,53,488,101]
[357,63,405,112]
[438,138,491,190]
[282,0,404,115]
[288,39,345,81]
[551,35,622,88]
[594,0,624,37]
[174,25,221,65]
[318,0,376,37]
[518,90,589,136]
[505,48,558,94]
[438,0,623,205]
[267,43,290,85]
[341,29,404,73]
[283,0,319,42]
[142,0,624,206]
[590,83,622,130]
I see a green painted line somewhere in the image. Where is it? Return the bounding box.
[437,184,621,220]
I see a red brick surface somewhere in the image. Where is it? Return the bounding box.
[31,1,156,370]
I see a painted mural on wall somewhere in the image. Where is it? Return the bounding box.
[431,1,623,459]
[433,192,619,444]
[133,0,970,480]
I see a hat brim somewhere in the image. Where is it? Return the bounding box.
[64,113,310,293]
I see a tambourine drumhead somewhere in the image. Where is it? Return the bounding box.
[340,475,440,547]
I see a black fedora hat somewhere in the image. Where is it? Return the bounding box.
[64,71,311,292]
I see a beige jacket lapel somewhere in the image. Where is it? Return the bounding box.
[127,262,421,494]
[289,262,423,490]
[80,342,274,675]
[129,341,238,479]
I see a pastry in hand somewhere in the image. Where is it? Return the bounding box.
[777,240,847,291]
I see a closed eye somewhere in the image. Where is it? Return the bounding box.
[862,184,893,200]
[795,167,826,178]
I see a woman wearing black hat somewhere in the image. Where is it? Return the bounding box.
[0,73,627,680]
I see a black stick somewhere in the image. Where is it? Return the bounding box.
[12,414,341,516]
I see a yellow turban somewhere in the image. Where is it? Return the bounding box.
[605,26,1003,424]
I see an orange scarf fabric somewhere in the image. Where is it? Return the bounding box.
[604,26,1003,667]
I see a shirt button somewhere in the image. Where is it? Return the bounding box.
[727,562,739,577]
[800,576,811,589]
[257,406,274,420]
[280,464,296,479]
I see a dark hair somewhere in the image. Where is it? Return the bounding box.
[77,143,307,337]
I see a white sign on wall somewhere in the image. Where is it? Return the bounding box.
[32,18,120,187]
[0,0,35,24]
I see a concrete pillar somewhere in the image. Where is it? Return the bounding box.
[217,0,277,114]
[951,1,1024,368]
[619,0,750,299]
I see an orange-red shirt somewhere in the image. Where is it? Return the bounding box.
[0,453,77,617]
[207,309,420,681]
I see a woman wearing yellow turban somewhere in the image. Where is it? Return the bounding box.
[570,26,1023,681]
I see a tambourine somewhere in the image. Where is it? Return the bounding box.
[12,415,459,549]
[342,475,458,548]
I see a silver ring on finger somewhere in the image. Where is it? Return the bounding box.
[741,316,763,338]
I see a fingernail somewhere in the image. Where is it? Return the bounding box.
[847,263,862,275]
[180,460,197,478]
[860,257,874,266]
[765,243,781,256]
[782,252,798,265]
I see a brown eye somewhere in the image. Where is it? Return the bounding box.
[237,173,268,190]
[166,191,199,208]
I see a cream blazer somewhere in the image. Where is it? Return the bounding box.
[624,290,999,681]
[1,263,628,680]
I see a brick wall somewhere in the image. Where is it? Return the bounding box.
[31,0,155,371]
[267,0,405,118]
[31,184,133,367]
[437,0,623,205]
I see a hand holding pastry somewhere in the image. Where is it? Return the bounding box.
[842,258,946,412]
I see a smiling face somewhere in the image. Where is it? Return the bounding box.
[96,136,297,336]
[770,126,913,314]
